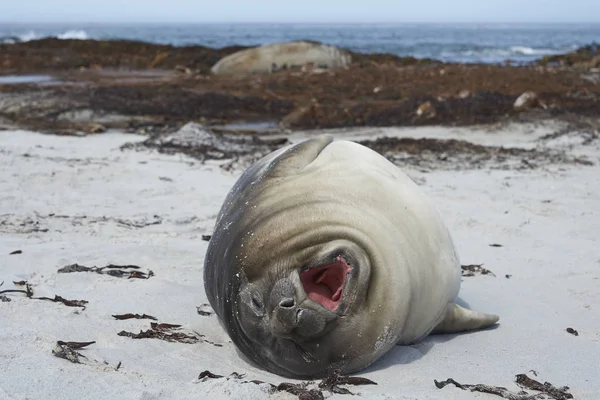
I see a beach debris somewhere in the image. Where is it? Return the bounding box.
[196,304,214,316]
[201,234,212,241]
[85,123,106,134]
[318,371,378,395]
[174,65,193,75]
[58,263,154,279]
[39,295,88,308]
[116,361,122,371]
[0,295,10,302]
[27,213,163,229]
[435,372,573,400]
[516,373,573,400]
[566,327,579,336]
[197,369,376,398]
[514,91,542,111]
[457,89,471,99]
[112,313,157,321]
[118,325,199,344]
[461,264,496,277]
[0,281,88,308]
[114,215,162,228]
[124,122,288,170]
[489,243,503,247]
[117,321,222,346]
[415,100,437,120]
[13,280,27,286]
[0,281,33,297]
[505,274,512,279]
[52,341,95,364]
[9,249,22,255]
[198,370,224,379]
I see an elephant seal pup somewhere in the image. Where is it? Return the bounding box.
[204,135,499,379]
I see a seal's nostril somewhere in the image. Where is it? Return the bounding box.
[279,298,295,308]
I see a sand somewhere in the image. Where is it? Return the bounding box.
[1,124,599,400]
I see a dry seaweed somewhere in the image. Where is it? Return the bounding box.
[197,369,377,399]
[9,249,22,255]
[196,304,213,316]
[36,295,89,308]
[57,341,96,349]
[566,327,579,336]
[52,341,95,364]
[318,370,378,395]
[516,374,573,399]
[198,370,224,379]
[435,373,573,400]
[112,313,157,320]
[58,263,154,279]
[461,264,496,277]
[117,321,221,346]
[0,282,87,308]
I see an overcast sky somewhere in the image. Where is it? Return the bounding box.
[1,0,599,23]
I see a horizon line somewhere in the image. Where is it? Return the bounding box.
[1,20,600,25]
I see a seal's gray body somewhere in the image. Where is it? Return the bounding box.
[210,41,351,75]
[204,135,498,378]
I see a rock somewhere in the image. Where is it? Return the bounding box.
[585,55,600,69]
[86,123,106,134]
[280,100,322,128]
[415,101,436,119]
[457,89,471,99]
[210,41,352,76]
[513,91,540,111]
[175,65,192,74]
[538,43,599,67]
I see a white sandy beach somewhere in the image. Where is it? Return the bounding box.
[1,123,599,400]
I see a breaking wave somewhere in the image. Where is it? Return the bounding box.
[0,29,89,44]
[439,44,578,62]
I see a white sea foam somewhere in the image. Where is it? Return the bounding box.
[56,29,89,40]
[441,45,577,61]
[510,46,561,55]
[17,30,40,42]
[0,29,89,44]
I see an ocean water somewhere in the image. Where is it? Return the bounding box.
[1,22,599,64]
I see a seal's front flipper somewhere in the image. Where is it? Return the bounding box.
[432,303,499,334]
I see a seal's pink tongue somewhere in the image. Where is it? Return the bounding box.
[300,256,351,311]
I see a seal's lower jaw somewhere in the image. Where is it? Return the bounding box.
[300,256,352,311]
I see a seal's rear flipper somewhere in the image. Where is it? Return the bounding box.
[432,303,499,334]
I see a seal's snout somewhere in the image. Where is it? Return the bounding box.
[271,296,307,338]
[269,279,301,336]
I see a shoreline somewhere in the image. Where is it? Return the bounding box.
[0,38,598,136]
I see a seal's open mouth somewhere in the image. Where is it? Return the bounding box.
[300,256,352,311]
